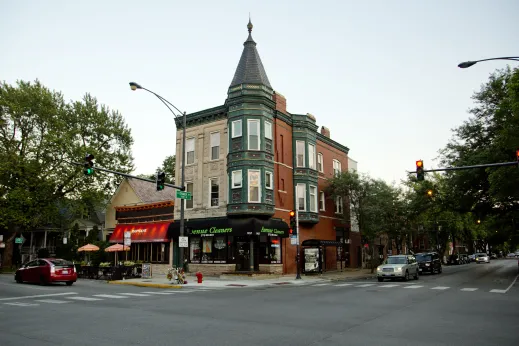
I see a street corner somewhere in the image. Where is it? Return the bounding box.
[107,281,183,289]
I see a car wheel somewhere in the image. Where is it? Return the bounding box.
[15,274,22,283]
[414,271,419,280]
[377,277,383,282]
[66,281,74,286]
[40,275,48,286]
[404,271,409,281]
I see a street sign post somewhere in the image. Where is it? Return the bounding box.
[176,190,192,200]
[178,236,189,248]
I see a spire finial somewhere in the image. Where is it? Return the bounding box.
[247,14,253,33]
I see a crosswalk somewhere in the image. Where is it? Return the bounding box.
[306,282,511,294]
[1,288,223,309]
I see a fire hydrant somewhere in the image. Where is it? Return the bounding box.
[196,272,203,284]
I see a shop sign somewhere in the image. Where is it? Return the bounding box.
[259,227,285,237]
[130,229,146,234]
[191,227,233,235]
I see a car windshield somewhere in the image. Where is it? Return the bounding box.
[386,257,406,264]
[416,254,432,262]
[49,259,72,266]
[476,254,486,257]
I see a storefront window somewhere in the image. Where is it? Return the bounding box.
[259,235,282,264]
[212,236,227,263]
[190,237,200,262]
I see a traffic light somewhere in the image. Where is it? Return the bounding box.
[516,149,519,164]
[416,160,424,181]
[83,154,94,175]
[289,210,297,236]
[156,171,166,191]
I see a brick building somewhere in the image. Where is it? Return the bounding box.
[171,20,359,275]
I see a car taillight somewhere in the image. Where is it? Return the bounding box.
[50,265,55,274]
[73,266,76,273]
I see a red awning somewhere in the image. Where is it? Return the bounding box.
[109,222,171,243]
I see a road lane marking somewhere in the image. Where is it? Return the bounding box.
[35,299,71,304]
[170,290,196,293]
[503,274,519,293]
[431,286,450,290]
[4,302,40,306]
[379,284,399,288]
[313,283,330,286]
[489,289,507,293]
[67,296,103,301]
[404,285,423,289]
[93,294,128,299]
[355,284,375,287]
[140,291,176,295]
[334,283,353,287]
[0,292,78,302]
[460,288,478,291]
[118,293,151,297]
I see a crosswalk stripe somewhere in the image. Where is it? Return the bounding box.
[355,284,375,287]
[164,290,195,293]
[313,283,330,286]
[404,285,423,289]
[140,291,176,295]
[35,299,71,304]
[67,296,103,301]
[489,289,507,294]
[93,294,128,299]
[379,284,399,288]
[118,293,151,297]
[460,288,478,291]
[4,302,39,306]
[431,286,450,290]
[334,283,353,287]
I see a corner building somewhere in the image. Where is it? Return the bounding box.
[172,20,359,275]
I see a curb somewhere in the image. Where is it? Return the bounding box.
[107,281,183,289]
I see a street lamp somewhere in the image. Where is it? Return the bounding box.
[129,81,187,268]
[458,56,519,68]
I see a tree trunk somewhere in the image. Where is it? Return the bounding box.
[2,229,18,269]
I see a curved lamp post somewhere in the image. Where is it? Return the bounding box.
[129,82,187,268]
[458,56,519,68]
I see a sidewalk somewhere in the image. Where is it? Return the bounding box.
[107,268,375,289]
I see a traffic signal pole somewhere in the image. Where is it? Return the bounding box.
[68,161,184,190]
[409,160,518,176]
[295,208,301,280]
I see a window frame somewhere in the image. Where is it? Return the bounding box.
[248,169,261,203]
[333,159,342,176]
[231,170,242,189]
[186,137,195,165]
[247,119,260,151]
[265,121,272,140]
[319,191,325,211]
[308,143,316,170]
[265,171,273,190]
[297,183,306,211]
[335,195,343,214]
[317,153,323,172]
[309,185,318,212]
[209,178,219,207]
[210,131,220,161]
[296,140,305,167]
[185,182,194,209]
[232,120,242,138]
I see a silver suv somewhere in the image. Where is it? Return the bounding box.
[377,255,419,282]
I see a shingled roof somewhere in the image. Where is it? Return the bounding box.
[127,178,176,203]
[229,19,272,89]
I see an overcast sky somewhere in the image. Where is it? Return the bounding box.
[1,0,517,185]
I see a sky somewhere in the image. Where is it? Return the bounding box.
[1,0,518,186]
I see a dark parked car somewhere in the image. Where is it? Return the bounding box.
[415,252,442,274]
[448,254,462,265]
[15,258,77,286]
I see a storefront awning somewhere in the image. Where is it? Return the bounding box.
[169,217,290,238]
[109,222,171,243]
[302,239,343,247]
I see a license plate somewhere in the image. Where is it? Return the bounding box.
[62,270,68,274]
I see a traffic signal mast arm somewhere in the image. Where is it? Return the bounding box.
[69,161,184,190]
[409,160,518,174]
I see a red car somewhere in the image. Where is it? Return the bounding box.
[15,258,77,286]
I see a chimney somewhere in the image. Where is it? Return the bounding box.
[273,91,287,114]
[321,126,330,138]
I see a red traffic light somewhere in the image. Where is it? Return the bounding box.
[416,160,423,168]
[289,210,295,217]
[516,149,519,160]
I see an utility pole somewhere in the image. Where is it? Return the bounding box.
[295,207,301,280]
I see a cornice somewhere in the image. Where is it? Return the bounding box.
[316,133,350,154]
[175,104,228,129]
[116,201,174,212]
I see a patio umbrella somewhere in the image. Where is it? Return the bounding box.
[104,243,130,265]
[78,244,100,264]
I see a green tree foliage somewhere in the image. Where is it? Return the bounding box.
[0,80,134,267]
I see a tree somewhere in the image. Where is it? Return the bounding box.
[137,155,175,183]
[0,80,134,268]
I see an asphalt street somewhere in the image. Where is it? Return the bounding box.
[0,259,518,346]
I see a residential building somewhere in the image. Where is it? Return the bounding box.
[171,20,359,275]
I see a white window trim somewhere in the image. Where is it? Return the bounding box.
[208,178,219,208]
[186,137,195,165]
[265,171,274,190]
[297,183,306,211]
[210,131,220,161]
[248,169,261,203]
[319,191,326,211]
[308,143,316,170]
[296,140,305,168]
[265,121,272,140]
[309,185,318,212]
[232,120,242,138]
[333,159,342,176]
[231,170,242,188]
[318,153,323,173]
[248,119,261,151]
[335,196,343,214]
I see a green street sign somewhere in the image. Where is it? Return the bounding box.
[15,237,23,244]
[176,190,192,200]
